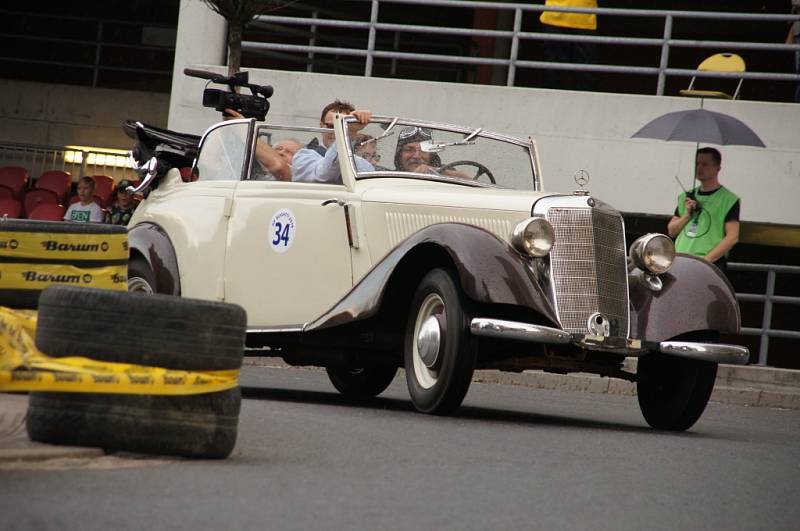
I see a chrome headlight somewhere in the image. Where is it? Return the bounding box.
[630,233,675,274]
[511,217,555,257]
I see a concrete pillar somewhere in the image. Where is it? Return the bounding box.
[168,0,227,130]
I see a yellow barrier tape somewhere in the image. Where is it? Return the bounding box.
[0,306,238,395]
[0,231,129,261]
[0,263,128,291]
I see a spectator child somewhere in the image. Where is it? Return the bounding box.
[63,177,103,222]
[104,180,138,225]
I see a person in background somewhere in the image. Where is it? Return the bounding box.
[540,0,598,91]
[64,176,103,223]
[291,99,373,184]
[274,139,302,165]
[104,180,138,225]
[353,133,382,168]
[667,147,740,275]
[224,108,295,181]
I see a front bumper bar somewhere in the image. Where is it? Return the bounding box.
[470,318,749,365]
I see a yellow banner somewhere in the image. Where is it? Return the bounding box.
[0,263,128,291]
[0,231,129,261]
[0,306,238,395]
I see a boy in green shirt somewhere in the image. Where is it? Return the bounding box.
[667,147,741,274]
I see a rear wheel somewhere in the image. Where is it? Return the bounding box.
[326,363,398,398]
[637,352,718,431]
[404,268,476,415]
[128,256,157,294]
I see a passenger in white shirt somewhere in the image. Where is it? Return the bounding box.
[64,176,104,223]
[291,99,374,184]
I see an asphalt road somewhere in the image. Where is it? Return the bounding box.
[2,365,799,531]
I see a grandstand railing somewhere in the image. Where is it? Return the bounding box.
[0,142,135,184]
[246,0,800,96]
[0,9,173,88]
[730,262,800,367]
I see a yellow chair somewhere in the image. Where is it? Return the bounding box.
[679,53,746,100]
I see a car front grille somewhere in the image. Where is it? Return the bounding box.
[546,206,629,336]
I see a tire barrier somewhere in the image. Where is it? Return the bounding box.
[0,219,128,309]
[0,286,248,459]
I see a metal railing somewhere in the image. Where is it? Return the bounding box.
[0,9,173,88]
[729,262,800,366]
[246,0,800,97]
[0,142,135,184]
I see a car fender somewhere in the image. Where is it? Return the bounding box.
[309,223,559,330]
[629,253,740,342]
[127,222,181,295]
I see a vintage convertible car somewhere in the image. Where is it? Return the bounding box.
[124,114,749,431]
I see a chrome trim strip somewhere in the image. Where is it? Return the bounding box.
[247,326,305,334]
[470,318,572,344]
[256,124,330,134]
[354,171,497,188]
[658,341,750,365]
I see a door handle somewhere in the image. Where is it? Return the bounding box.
[320,198,359,249]
[321,198,346,207]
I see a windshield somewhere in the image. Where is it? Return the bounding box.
[344,117,538,190]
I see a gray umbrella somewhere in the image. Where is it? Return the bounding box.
[632,108,765,147]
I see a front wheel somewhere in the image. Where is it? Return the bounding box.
[637,352,718,431]
[326,364,398,398]
[404,268,476,415]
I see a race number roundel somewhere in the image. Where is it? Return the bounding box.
[269,209,296,254]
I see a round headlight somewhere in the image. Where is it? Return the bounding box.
[511,218,555,257]
[630,233,675,274]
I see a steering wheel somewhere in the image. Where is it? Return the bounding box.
[437,160,495,184]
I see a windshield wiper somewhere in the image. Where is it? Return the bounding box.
[356,117,399,148]
[420,127,482,153]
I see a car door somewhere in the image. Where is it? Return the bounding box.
[142,119,252,301]
[223,124,354,328]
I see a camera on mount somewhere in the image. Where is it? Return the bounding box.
[185,68,274,121]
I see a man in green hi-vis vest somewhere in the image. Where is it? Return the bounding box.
[667,147,741,275]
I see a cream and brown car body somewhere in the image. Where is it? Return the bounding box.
[126,114,748,429]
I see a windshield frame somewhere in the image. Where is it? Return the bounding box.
[341,115,541,191]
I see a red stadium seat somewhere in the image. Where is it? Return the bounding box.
[91,175,115,208]
[23,189,59,217]
[0,199,23,218]
[0,185,13,200]
[68,195,81,204]
[28,203,66,221]
[36,170,72,203]
[0,166,29,200]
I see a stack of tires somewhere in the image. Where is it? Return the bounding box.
[0,219,129,308]
[26,286,247,459]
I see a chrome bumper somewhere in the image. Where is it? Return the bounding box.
[469,318,749,365]
[657,341,749,365]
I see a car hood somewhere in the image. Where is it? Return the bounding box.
[358,180,558,213]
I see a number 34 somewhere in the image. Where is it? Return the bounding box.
[272,222,291,246]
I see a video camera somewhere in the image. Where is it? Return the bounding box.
[184,68,274,121]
